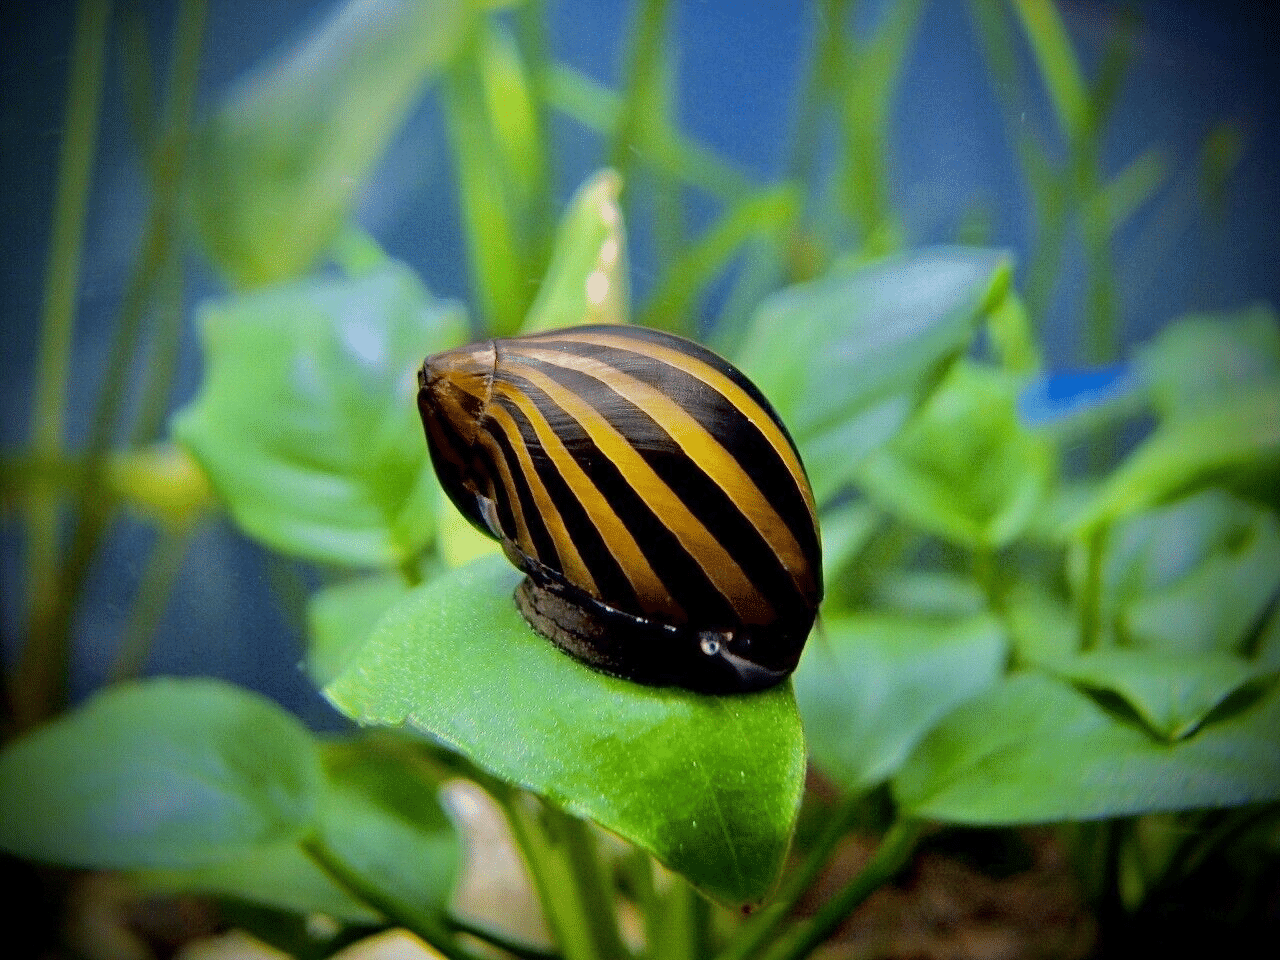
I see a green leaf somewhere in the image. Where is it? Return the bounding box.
[189,0,471,286]
[306,573,412,688]
[312,740,460,922]
[173,261,466,567]
[893,671,1280,824]
[802,394,915,507]
[522,168,629,333]
[794,614,1007,795]
[738,247,1012,442]
[856,362,1055,548]
[324,557,805,908]
[1071,384,1280,529]
[0,679,323,869]
[1080,489,1280,653]
[133,843,380,925]
[1043,648,1268,741]
[1137,307,1280,417]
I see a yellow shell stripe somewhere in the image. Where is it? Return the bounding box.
[536,329,819,525]
[514,345,814,597]
[483,401,600,597]
[502,360,774,622]
[449,378,537,558]
[491,379,673,617]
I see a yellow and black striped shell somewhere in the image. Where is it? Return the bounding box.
[416,324,822,693]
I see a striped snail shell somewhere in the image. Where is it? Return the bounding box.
[416,324,822,694]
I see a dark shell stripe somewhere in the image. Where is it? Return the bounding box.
[496,367,749,626]
[508,337,821,595]
[520,326,817,521]
[489,377,674,617]
[505,354,816,625]
[482,401,599,595]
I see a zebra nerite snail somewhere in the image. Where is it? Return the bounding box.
[416,324,822,694]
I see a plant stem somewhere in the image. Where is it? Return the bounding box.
[302,837,489,960]
[15,0,110,731]
[608,0,671,193]
[716,792,866,960]
[108,525,195,681]
[445,915,564,960]
[756,818,925,960]
[543,64,752,204]
[496,788,628,960]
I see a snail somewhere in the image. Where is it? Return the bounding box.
[417,324,821,693]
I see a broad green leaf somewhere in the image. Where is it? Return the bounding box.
[0,680,322,869]
[173,261,465,568]
[795,614,1007,795]
[803,393,915,506]
[1044,648,1267,741]
[1137,307,1280,417]
[307,574,412,688]
[869,571,988,618]
[1071,383,1280,529]
[856,362,1055,548]
[1078,489,1280,653]
[893,671,1280,824]
[134,843,380,925]
[738,247,1011,442]
[818,498,881,595]
[522,169,629,333]
[324,557,805,908]
[313,741,460,923]
[1004,584,1081,665]
[189,0,471,286]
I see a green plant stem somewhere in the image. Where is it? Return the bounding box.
[131,0,205,446]
[1008,0,1089,146]
[301,837,488,960]
[108,525,196,681]
[443,36,529,336]
[716,792,867,960]
[544,64,753,203]
[15,0,110,731]
[608,0,671,191]
[514,0,556,273]
[756,818,926,960]
[645,867,710,960]
[639,186,800,333]
[496,788,627,960]
[446,915,563,960]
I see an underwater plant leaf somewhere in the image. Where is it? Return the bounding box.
[133,842,381,925]
[856,362,1055,548]
[0,680,323,869]
[522,169,629,333]
[132,739,459,925]
[173,261,466,568]
[189,0,471,286]
[738,247,1012,441]
[1042,648,1267,741]
[794,613,1007,794]
[312,740,461,923]
[1077,489,1280,654]
[324,557,806,909]
[306,573,413,688]
[1137,307,1280,417]
[1071,383,1280,530]
[893,671,1280,824]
